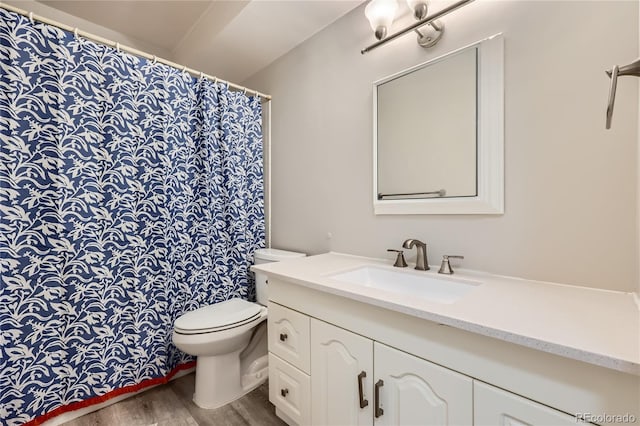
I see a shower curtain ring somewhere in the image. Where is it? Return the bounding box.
[73,28,79,38]
[213,77,218,84]
[243,88,247,95]
[182,65,187,73]
[115,42,120,52]
[152,55,157,64]
[28,12,34,23]
[199,72,204,79]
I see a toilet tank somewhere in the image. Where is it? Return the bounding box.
[254,248,306,305]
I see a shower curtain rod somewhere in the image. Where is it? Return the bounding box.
[0,2,272,101]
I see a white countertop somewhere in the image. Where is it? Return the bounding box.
[252,252,640,375]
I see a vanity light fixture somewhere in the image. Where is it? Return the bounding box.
[362,0,475,54]
[406,0,445,48]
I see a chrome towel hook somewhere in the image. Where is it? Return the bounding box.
[605,58,640,129]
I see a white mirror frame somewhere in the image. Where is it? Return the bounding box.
[373,33,504,215]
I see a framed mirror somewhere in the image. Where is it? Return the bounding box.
[373,34,504,215]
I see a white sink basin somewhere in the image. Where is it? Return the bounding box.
[328,265,480,304]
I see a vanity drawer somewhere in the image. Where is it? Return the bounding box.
[268,302,310,373]
[269,353,310,426]
[474,381,583,425]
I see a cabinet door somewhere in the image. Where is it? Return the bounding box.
[474,381,583,425]
[374,342,473,426]
[311,319,373,426]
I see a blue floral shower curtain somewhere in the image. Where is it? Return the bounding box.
[0,9,265,425]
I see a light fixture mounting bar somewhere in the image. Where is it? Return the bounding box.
[361,0,475,54]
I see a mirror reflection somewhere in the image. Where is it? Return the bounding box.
[376,46,478,200]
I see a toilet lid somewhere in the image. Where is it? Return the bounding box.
[174,298,263,334]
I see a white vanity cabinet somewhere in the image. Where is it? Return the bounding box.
[267,300,598,426]
[269,306,474,426]
[310,319,472,426]
[258,255,639,426]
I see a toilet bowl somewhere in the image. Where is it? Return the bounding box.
[172,248,306,409]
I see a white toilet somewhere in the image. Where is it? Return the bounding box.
[172,248,306,409]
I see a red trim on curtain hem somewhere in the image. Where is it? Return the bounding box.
[24,361,197,426]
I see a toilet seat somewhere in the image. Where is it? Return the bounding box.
[174,298,264,335]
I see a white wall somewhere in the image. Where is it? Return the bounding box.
[244,0,639,292]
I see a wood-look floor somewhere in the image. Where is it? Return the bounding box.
[63,373,287,426]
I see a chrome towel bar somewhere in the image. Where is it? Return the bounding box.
[377,189,446,200]
[606,58,640,129]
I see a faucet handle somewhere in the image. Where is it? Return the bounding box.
[438,255,464,275]
[387,249,408,268]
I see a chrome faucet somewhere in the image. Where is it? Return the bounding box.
[402,239,429,271]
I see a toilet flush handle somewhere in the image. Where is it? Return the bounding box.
[279,333,288,342]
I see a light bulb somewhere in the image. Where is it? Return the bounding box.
[406,0,429,20]
[365,0,398,40]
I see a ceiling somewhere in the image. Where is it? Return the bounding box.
[36,0,364,83]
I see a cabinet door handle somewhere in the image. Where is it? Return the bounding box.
[374,379,384,418]
[281,388,289,397]
[357,371,369,408]
[279,333,288,342]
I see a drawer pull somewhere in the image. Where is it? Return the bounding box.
[374,379,384,418]
[357,371,369,408]
[281,388,289,397]
[279,333,288,342]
